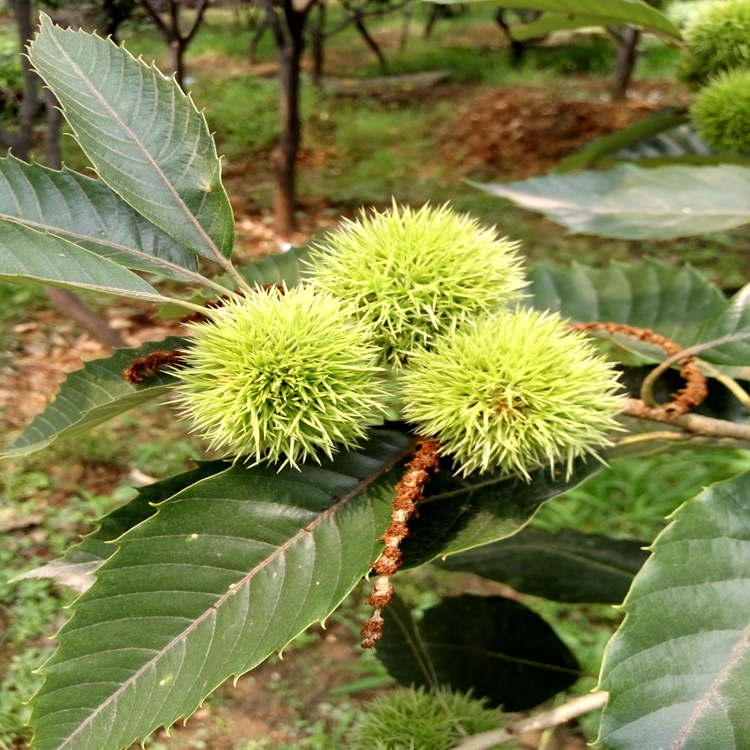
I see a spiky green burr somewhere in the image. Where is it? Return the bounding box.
[400,309,624,478]
[173,285,389,468]
[681,0,750,82]
[690,69,750,152]
[308,203,527,368]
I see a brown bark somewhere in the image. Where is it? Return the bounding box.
[4,1,127,351]
[310,0,326,85]
[354,14,387,70]
[610,26,640,100]
[44,288,128,351]
[1,0,37,161]
[140,0,210,90]
[262,0,317,237]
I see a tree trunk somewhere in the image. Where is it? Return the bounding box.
[310,0,326,85]
[44,288,128,351]
[423,3,443,38]
[1,0,37,161]
[273,30,305,236]
[611,26,640,100]
[399,1,413,53]
[169,36,185,89]
[263,0,316,237]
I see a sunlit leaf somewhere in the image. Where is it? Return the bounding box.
[599,470,750,749]
[29,431,415,750]
[475,165,750,239]
[0,156,200,281]
[0,220,169,303]
[28,17,234,263]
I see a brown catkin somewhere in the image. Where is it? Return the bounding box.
[569,322,708,415]
[361,439,440,648]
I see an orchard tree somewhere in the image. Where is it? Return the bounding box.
[139,0,211,90]
[5,4,750,750]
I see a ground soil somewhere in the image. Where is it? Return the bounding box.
[0,74,684,749]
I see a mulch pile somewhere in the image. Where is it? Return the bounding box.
[443,85,668,179]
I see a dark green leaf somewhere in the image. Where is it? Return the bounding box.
[401,454,601,568]
[0,220,169,302]
[437,529,649,603]
[599,469,750,750]
[474,165,750,239]
[451,0,681,39]
[29,431,415,750]
[527,259,727,348]
[0,156,200,282]
[28,17,234,264]
[378,594,581,711]
[555,111,690,173]
[15,462,230,592]
[236,246,313,288]
[1,336,188,458]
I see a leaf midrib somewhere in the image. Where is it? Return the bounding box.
[0,211,195,279]
[41,27,221,263]
[56,438,416,749]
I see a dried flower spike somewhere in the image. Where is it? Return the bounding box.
[361,439,440,649]
[401,308,625,478]
[309,202,527,368]
[173,285,389,468]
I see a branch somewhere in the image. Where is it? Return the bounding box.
[323,0,411,39]
[139,0,170,37]
[261,0,288,49]
[623,398,750,442]
[451,692,609,750]
[184,0,211,44]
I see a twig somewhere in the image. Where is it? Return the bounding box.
[450,692,609,750]
[700,361,750,412]
[640,331,750,410]
[570,322,707,414]
[623,398,750,441]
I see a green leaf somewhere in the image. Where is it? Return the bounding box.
[474,164,750,239]
[377,595,581,711]
[15,462,229,592]
[436,529,649,603]
[0,220,170,302]
[511,12,610,41]
[29,431,415,750]
[697,284,750,366]
[236,245,314,288]
[1,336,188,458]
[0,156,200,282]
[449,0,681,39]
[401,454,601,568]
[598,469,750,750]
[28,17,234,264]
[527,259,727,348]
[554,111,690,173]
